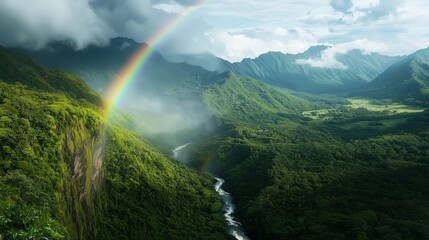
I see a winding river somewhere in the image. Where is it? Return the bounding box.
[172,144,250,240]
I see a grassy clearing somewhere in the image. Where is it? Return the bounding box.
[302,98,426,120]
[348,98,425,113]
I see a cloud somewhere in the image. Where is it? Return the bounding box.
[152,0,201,6]
[330,0,353,13]
[329,0,404,23]
[0,0,212,55]
[153,1,186,14]
[0,0,114,49]
[0,0,426,60]
[205,28,319,62]
[296,39,387,69]
[366,0,402,20]
[89,0,152,33]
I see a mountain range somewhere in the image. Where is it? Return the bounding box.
[168,45,403,93]
[15,38,402,93]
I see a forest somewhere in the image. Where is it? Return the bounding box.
[187,74,429,239]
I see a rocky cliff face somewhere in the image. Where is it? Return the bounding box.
[61,125,106,239]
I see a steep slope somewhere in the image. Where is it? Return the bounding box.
[0,47,226,239]
[202,72,314,127]
[0,81,105,239]
[225,46,401,92]
[364,47,429,105]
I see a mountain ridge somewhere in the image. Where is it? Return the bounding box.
[361,47,429,105]
[165,44,403,93]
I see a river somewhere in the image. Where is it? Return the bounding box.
[172,144,250,240]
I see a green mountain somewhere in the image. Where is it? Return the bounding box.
[0,46,226,239]
[363,47,429,105]
[202,72,315,127]
[0,46,101,105]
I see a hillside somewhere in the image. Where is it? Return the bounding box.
[202,72,315,127]
[0,46,101,105]
[363,47,429,105]
[0,47,226,239]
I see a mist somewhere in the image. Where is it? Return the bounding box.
[109,73,219,148]
[122,93,216,135]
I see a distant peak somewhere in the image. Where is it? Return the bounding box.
[412,46,429,58]
[304,45,329,54]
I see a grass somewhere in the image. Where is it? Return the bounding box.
[302,98,426,120]
[347,98,425,113]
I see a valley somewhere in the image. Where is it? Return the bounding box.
[1,37,429,240]
[2,1,429,239]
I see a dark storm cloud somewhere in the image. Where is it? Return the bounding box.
[0,0,114,49]
[0,0,213,53]
[0,0,205,51]
[89,0,151,32]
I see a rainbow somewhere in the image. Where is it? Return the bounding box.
[104,0,209,122]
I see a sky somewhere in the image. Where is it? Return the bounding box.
[0,0,428,63]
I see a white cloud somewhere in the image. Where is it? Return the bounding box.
[206,28,319,62]
[331,0,404,23]
[296,39,387,69]
[153,1,186,14]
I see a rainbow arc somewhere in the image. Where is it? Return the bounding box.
[104,0,209,123]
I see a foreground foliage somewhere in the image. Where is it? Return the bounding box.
[0,46,226,239]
